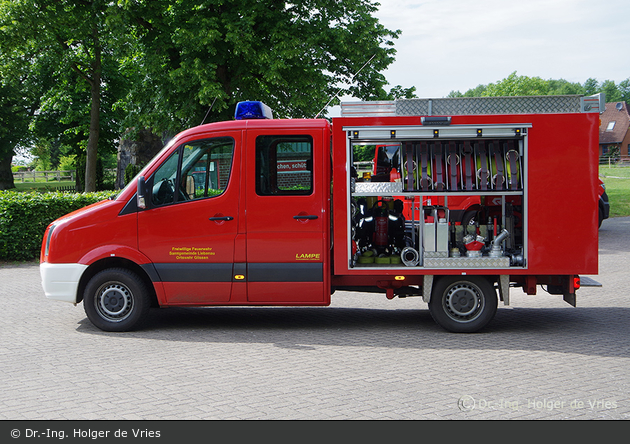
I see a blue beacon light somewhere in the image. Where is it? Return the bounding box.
[234,101,274,120]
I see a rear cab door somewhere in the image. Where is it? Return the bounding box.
[244,120,331,304]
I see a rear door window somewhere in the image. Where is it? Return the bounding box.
[255,135,313,196]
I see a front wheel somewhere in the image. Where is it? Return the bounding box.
[428,276,497,333]
[83,268,151,332]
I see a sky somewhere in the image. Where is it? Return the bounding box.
[350,0,630,100]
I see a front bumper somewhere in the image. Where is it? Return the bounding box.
[40,262,88,303]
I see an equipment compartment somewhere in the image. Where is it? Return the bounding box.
[347,125,527,270]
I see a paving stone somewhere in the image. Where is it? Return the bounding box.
[0,218,629,419]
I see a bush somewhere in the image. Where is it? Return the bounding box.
[0,191,115,261]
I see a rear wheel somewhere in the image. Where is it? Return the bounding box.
[83,268,151,332]
[429,276,497,333]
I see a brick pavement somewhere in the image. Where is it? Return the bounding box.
[0,217,628,420]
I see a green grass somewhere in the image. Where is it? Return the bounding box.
[603,177,630,218]
[600,165,630,218]
[599,165,630,179]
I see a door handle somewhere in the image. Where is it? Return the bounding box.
[293,215,318,220]
[209,216,234,221]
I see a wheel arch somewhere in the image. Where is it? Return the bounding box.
[77,257,158,307]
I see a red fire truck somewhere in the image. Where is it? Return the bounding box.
[40,95,604,333]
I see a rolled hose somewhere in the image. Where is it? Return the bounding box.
[401,247,419,267]
[375,255,390,264]
[357,255,375,264]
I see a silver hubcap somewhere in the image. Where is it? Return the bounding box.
[96,283,133,322]
[443,282,484,322]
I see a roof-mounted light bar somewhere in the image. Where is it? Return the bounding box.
[234,101,274,120]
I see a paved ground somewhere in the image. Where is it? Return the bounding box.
[1,217,629,421]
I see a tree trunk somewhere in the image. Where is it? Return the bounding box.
[0,151,15,190]
[116,129,164,190]
[84,25,101,192]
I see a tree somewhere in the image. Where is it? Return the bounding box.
[547,79,585,95]
[0,39,36,190]
[0,0,129,192]
[117,0,403,135]
[583,78,599,95]
[448,84,487,98]
[452,72,630,105]
[619,79,630,103]
[386,85,417,100]
[0,83,29,189]
[601,80,622,102]
[2,0,407,191]
[480,72,549,97]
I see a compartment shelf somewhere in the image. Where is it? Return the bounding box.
[352,190,523,197]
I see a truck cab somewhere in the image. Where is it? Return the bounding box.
[41,105,332,331]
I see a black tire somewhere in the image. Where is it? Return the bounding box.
[83,268,151,332]
[428,276,497,333]
[461,210,477,227]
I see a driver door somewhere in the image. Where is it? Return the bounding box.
[138,132,241,305]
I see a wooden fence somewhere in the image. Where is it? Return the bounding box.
[12,170,75,183]
[599,155,630,167]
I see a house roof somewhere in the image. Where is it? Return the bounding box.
[599,101,630,145]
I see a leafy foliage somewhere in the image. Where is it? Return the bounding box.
[353,145,376,162]
[0,0,132,191]
[448,72,630,102]
[0,191,114,261]
[124,163,142,185]
[115,0,403,132]
[1,0,407,190]
[0,58,35,189]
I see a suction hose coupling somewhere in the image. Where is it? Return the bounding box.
[493,229,510,247]
[489,229,510,258]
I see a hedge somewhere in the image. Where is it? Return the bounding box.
[0,191,116,261]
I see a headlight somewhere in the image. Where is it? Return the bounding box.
[45,224,56,258]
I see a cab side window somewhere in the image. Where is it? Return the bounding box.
[151,137,235,206]
[256,135,313,196]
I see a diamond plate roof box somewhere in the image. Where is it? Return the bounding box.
[340,94,605,117]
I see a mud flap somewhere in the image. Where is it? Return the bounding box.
[563,276,602,307]
[422,275,433,303]
[563,292,576,307]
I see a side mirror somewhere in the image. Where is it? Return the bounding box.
[137,176,147,209]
